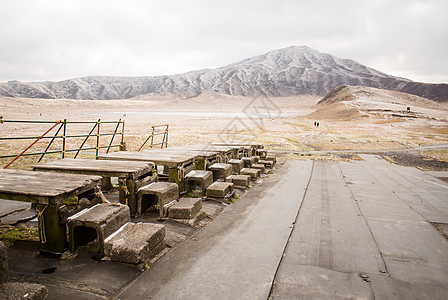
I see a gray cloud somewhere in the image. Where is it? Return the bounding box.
[0,0,446,83]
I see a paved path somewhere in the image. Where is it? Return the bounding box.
[115,156,448,299]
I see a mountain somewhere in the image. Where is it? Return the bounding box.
[309,85,448,121]
[0,46,447,102]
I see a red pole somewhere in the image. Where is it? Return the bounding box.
[3,121,60,169]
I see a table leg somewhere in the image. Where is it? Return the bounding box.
[118,178,136,216]
[168,168,183,192]
[36,204,68,254]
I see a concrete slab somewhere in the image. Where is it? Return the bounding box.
[0,200,31,218]
[240,167,260,180]
[168,198,202,219]
[185,170,213,196]
[251,163,266,174]
[227,159,244,174]
[104,222,165,264]
[208,163,233,181]
[206,182,234,202]
[258,159,274,169]
[226,174,251,188]
[137,182,179,217]
[68,203,131,255]
[273,156,448,299]
[242,157,255,168]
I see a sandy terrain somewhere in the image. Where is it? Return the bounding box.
[1,88,448,169]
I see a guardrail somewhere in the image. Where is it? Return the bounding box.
[0,117,125,168]
[138,124,169,151]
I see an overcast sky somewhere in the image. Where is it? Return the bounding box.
[0,0,447,83]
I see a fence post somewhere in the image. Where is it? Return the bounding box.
[62,119,67,159]
[96,119,101,158]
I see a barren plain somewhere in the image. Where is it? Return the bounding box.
[1,86,448,169]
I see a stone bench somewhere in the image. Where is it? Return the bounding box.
[137,182,179,217]
[168,198,206,227]
[104,222,165,264]
[67,203,131,256]
[226,174,251,188]
[251,163,266,174]
[0,241,48,299]
[256,149,267,159]
[227,159,244,174]
[185,170,213,196]
[258,160,274,169]
[242,157,255,168]
[240,168,261,180]
[206,182,234,203]
[266,155,276,165]
[208,163,233,181]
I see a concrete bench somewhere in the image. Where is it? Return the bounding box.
[266,155,276,165]
[67,203,131,256]
[256,149,267,159]
[168,198,206,227]
[227,159,244,174]
[137,182,179,217]
[242,157,255,168]
[208,163,233,181]
[0,241,48,299]
[206,182,234,203]
[185,170,213,196]
[240,168,261,180]
[226,174,251,188]
[104,222,165,264]
[251,163,266,174]
[258,159,274,169]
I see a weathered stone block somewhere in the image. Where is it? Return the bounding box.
[68,203,131,255]
[185,170,213,196]
[251,163,266,174]
[242,157,255,168]
[252,156,260,163]
[168,198,202,219]
[240,168,261,180]
[227,159,244,174]
[226,175,251,188]
[137,182,179,217]
[256,149,267,159]
[104,222,165,264]
[206,182,234,200]
[258,160,274,169]
[208,163,233,181]
[266,155,276,164]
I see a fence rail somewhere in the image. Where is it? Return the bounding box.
[138,124,169,151]
[0,117,125,168]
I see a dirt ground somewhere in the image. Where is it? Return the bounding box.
[1,89,448,170]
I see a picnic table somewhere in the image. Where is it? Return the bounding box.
[0,169,102,253]
[33,159,157,216]
[97,151,196,192]
[143,148,221,170]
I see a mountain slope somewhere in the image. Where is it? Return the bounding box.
[0,46,447,101]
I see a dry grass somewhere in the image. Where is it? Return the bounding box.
[421,150,448,162]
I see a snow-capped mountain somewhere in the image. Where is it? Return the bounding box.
[0,46,447,102]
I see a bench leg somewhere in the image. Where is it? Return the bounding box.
[119,178,137,216]
[37,204,68,254]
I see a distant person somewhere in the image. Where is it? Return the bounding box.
[317,122,319,127]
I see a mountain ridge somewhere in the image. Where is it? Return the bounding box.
[1,46,447,102]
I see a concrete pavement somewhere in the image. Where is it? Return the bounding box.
[116,156,448,299]
[271,156,448,299]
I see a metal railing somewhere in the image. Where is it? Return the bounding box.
[0,117,125,168]
[138,124,169,151]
